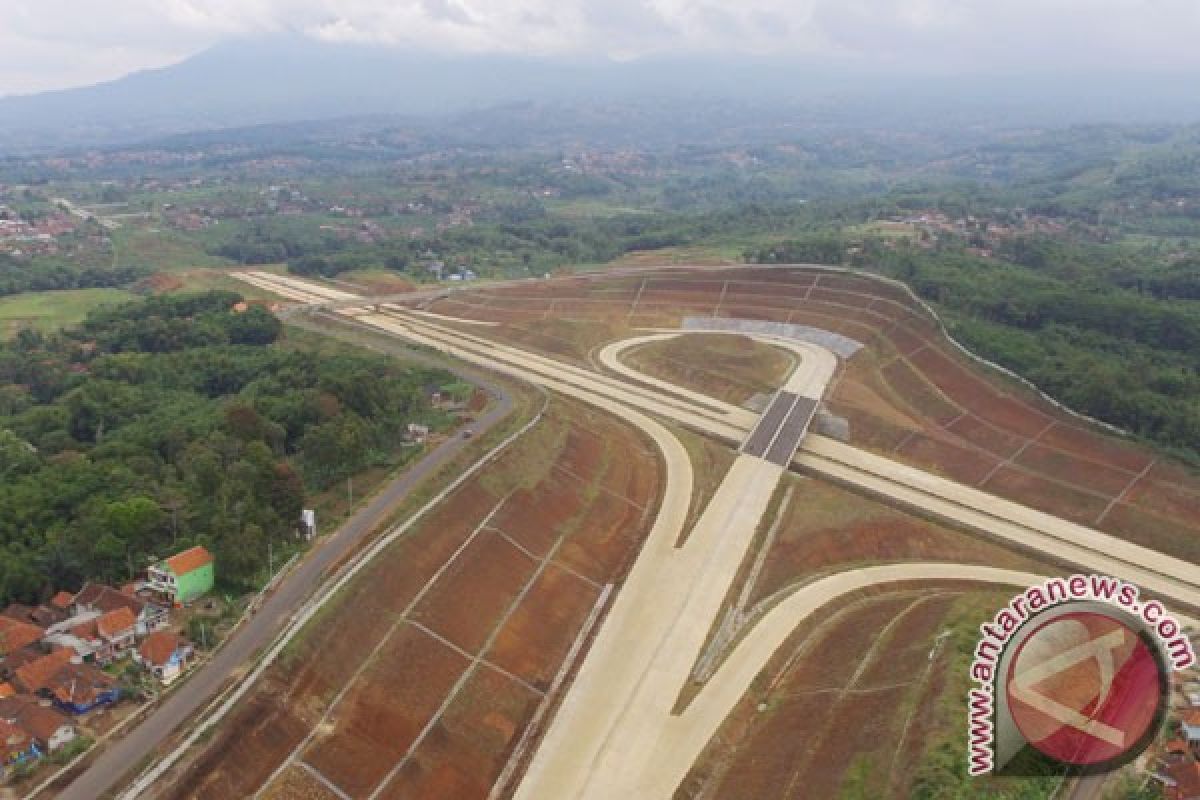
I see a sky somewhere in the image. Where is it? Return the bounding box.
[2,0,1200,96]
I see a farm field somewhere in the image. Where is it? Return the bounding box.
[0,286,133,336]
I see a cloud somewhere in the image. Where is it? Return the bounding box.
[0,0,1198,95]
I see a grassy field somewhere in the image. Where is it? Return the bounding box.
[111,224,231,270]
[168,267,291,301]
[0,288,134,337]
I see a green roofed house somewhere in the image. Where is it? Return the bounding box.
[146,546,214,606]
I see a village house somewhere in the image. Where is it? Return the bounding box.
[2,601,66,629]
[0,718,37,775]
[1182,710,1200,748]
[1160,758,1200,800]
[0,696,76,753]
[43,613,103,663]
[12,649,117,715]
[135,631,193,686]
[146,546,214,606]
[49,592,74,613]
[44,605,138,665]
[72,583,167,635]
[45,663,119,715]
[0,618,43,659]
[96,607,137,656]
[11,650,73,698]
[0,647,46,686]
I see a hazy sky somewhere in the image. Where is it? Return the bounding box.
[2,0,1199,95]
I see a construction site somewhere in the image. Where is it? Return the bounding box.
[134,264,1200,800]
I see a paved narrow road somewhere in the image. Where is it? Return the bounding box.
[56,331,515,800]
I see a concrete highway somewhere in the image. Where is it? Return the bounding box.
[184,271,1200,799]
[246,292,843,800]
[597,332,1200,610]
[348,300,1200,796]
[55,321,516,800]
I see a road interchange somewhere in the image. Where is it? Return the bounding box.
[221,270,1200,799]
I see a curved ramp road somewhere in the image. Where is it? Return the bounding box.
[334,309,841,800]
[636,564,1049,798]
[598,331,1200,612]
[216,271,1200,800]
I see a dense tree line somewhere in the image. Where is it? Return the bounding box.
[0,259,144,297]
[0,291,453,604]
[748,234,1200,461]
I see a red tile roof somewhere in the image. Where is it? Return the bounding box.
[1184,709,1200,727]
[0,617,43,656]
[0,683,13,699]
[165,546,213,577]
[72,583,144,616]
[0,696,71,744]
[48,663,114,707]
[49,592,74,610]
[0,718,32,755]
[13,649,73,694]
[139,631,184,667]
[1168,759,1200,800]
[70,618,99,642]
[1,647,45,674]
[97,607,136,639]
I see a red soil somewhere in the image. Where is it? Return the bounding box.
[375,667,541,800]
[751,480,1043,606]
[907,346,1053,437]
[943,414,1027,459]
[304,623,470,798]
[880,357,963,424]
[706,594,938,800]
[1125,477,1200,521]
[1038,423,1155,473]
[489,478,582,558]
[895,432,1002,485]
[1014,441,1136,497]
[980,465,1111,525]
[486,565,601,689]
[260,764,342,800]
[411,531,537,655]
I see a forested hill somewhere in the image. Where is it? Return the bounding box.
[0,291,452,605]
[749,237,1200,463]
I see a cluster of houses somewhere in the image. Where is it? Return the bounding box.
[0,546,214,779]
[1153,675,1200,798]
[0,204,76,257]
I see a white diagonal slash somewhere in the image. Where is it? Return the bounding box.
[1010,629,1127,747]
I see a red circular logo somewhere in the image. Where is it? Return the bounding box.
[1005,611,1165,766]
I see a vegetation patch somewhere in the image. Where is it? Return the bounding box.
[0,290,454,602]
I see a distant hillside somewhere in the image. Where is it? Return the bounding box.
[2,36,1200,152]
